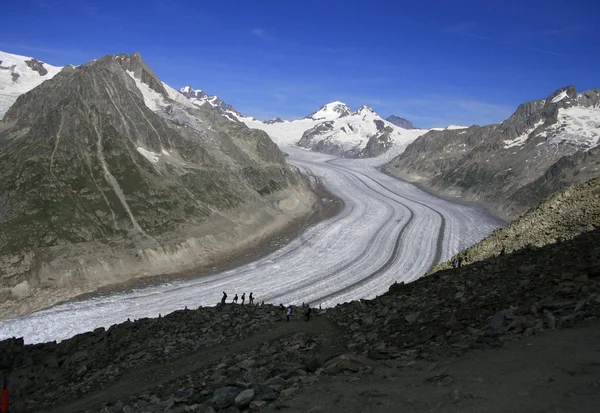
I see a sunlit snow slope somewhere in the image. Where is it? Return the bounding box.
[0,50,63,119]
[241,103,429,153]
[0,147,502,344]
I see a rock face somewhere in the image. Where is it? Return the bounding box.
[179,85,244,121]
[386,115,415,129]
[24,58,48,76]
[383,86,600,220]
[0,53,315,318]
[264,117,284,124]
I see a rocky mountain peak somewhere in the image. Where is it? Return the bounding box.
[112,52,169,99]
[264,117,284,124]
[179,85,207,99]
[178,85,243,119]
[384,83,600,220]
[355,105,376,116]
[0,51,308,318]
[386,115,415,129]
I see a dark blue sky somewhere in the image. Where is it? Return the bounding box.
[1,0,598,127]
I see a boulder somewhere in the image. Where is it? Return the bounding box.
[234,388,255,407]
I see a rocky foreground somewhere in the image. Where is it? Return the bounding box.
[1,226,599,412]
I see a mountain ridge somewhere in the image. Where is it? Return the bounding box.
[383,85,600,220]
[0,51,316,318]
[386,115,415,129]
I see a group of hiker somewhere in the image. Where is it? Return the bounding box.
[220,291,255,305]
[282,302,313,322]
[219,291,314,321]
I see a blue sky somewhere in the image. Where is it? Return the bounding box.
[1,0,599,128]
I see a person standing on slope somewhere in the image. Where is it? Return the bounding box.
[249,292,254,305]
[241,293,246,305]
[221,291,227,305]
[233,294,238,304]
[286,307,292,322]
[305,305,312,321]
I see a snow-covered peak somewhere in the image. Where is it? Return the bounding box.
[305,101,353,121]
[0,50,63,119]
[179,85,207,100]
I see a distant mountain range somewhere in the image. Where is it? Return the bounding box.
[176,90,427,158]
[383,85,600,220]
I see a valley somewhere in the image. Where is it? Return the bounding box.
[0,147,501,344]
[0,15,599,410]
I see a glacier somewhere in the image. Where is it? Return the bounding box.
[0,147,502,344]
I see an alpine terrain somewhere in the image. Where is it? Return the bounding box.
[0,50,63,119]
[1,183,599,412]
[0,51,316,319]
[383,85,600,220]
[177,91,426,158]
[386,114,415,129]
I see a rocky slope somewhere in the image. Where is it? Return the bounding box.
[432,175,600,273]
[383,86,600,220]
[386,115,415,129]
[1,224,598,412]
[0,52,316,319]
[0,50,63,119]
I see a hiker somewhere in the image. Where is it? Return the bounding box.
[451,258,458,268]
[241,293,246,305]
[500,246,506,256]
[304,305,312,321]
[286,307,291,322]
[221,291,227,305]
[249,292,254,305]
[233,294,238,304]
[457,256,463,268]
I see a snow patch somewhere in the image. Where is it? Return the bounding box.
[540,106,600,149]
[137,147,160,163]
[126,70,167,112]
[431,124,469,131]
[550,90,568,104]
[503,120,544,149]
